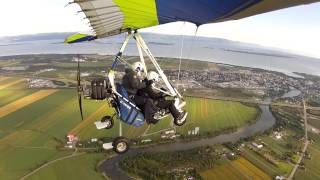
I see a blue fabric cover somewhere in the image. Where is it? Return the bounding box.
[116,84,145,127]
[156,0,261,26]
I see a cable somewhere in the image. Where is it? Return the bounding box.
[177,22,186,83]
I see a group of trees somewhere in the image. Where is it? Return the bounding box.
[119,146,219,180]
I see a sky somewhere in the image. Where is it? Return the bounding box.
[0,0,320,58]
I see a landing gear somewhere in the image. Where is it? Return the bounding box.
[174,112,188,126]
[112,137,129,154]
[102,116,114,129]
[95,116,114,130]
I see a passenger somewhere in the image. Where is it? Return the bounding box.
[140,71,187,124]
[122,62,158,124]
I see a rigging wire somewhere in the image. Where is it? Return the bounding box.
[158,22,185,67]
[177,24,199,90]
[177,22,186,83]
[183,25,200,73]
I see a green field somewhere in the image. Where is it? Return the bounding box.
[26,153,106,180]
[0,87,105,179]
[241,148,281,177]
[0,76,260,179]
[177,97,260,135]
[0,89,37,107]
[76,97,260,140]
[295,133,320,180]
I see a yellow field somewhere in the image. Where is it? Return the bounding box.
[0,79,25,90]
[69,105,106,134]
[0,89,58,118]
[200,157,271,180]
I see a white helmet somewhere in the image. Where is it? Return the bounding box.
[132,62,144,73]
[147,71,159,82]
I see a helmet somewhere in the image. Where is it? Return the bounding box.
[147,71,159,82]
[132,62,144,73]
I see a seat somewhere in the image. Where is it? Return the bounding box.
[116,84,145,127]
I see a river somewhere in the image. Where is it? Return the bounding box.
[281,88,302,98]
[98,104,276,179]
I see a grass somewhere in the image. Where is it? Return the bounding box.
[0,89,37,107]
[241,148,281,177]
[26,153,106,180]
[308,118,320,129]
[76,96,260,140]
[0,77,260,179]
[200,157,271,180]
[295,133,320,180]
[177,97,260,135]
[0,77,29,90]
[0,89,105,180]
[258,129,303,158]
[0,90,58,118]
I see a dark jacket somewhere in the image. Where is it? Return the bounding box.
[122,69,146,95]
[140,82,163,100]
[137,79,166,101]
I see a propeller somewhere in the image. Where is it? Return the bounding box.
[77,55,84,121]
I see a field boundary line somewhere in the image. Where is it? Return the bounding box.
[0,79,25,90]
[0,89,58,118]
[19,150,86,180]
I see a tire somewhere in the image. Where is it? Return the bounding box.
[101,116,114,129]
[174,113,187,126]
[174,118,186,126]
[113,137,129,154]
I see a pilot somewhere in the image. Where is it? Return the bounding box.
[122,62,158,124]
[140,71,187,124]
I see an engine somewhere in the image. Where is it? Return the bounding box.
[86,78,112,100]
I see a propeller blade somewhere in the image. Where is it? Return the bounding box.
[78,93,84,121]
[77,57,81,87]
[76,55,84,121]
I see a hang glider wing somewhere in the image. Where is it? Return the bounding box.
[64,33,96,44]
[68,0,320,41]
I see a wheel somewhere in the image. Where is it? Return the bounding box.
[113,137,129,154]
[174,118,186,126]
[174,112,188,126]
[101,116,113,129]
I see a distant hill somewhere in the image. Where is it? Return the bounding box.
[0,32,319,77]
[0,32,75,43]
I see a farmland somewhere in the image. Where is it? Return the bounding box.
[74,96,260,140]
[0,78,104,179]
[178,97,259,136]
[23,153,106,180]
[295,132,320,180]
[200,157,271,180]
[0,76,260,179]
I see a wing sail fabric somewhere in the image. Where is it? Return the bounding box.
[73,0,320,39]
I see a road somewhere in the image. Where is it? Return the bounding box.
[287,100,309,180]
